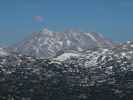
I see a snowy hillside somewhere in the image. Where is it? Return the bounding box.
[0,47,9,56]
[15,28,114,58]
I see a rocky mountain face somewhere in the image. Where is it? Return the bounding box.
[0,42,133,100]
[14,28,114,58]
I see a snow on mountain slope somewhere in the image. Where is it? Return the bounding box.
[54,41,133,65]
[15,28,114,58]
[54,52,80,61]
[0,47,9,56]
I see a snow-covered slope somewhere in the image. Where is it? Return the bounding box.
[54,52,80,61]
[15,28,114,58]
[54,41,133,66]
[0,47,9,56]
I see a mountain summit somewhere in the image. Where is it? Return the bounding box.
[15,28,114,58]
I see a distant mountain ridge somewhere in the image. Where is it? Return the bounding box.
[14,28,114,58]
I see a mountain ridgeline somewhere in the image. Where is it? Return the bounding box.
[14,28,114,58]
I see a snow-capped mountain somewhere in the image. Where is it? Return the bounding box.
[15,28,114,58]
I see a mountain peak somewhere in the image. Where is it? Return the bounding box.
[15,29,114,58]
[42,28,51,33]
[39,28,53,36]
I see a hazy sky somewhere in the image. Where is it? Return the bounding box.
[0,0,133,44]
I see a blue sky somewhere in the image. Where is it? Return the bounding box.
[0,0,133,44]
